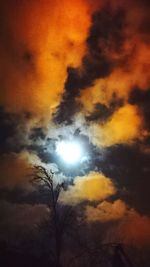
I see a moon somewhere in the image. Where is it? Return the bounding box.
[56,141,82,164]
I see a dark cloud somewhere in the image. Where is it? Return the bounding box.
[29,127,46,141]
[0,107,18,153]
[87,7,125,56]
[86,94,124,123]
[0,107,32,154]
[0,187,52,206]
[129,88,150,130]
[98,144,150,215]
[54,6,126,123]
[0,200,49,250]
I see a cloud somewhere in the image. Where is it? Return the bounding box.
[107,210,150,247]
[86,199,127,222]
[0,153,31,189]
[88,104,143,147]
[0,200,50,244]
[0,0,149,123]
[79,41,150,115]
[60,171,116,204]
[55,0,150,123]
[85,197,150,247]
[54,5,125,123]
[0,0,150,252]
[129,88,150,132]
[0,0,92,115]
[3,148,68,188]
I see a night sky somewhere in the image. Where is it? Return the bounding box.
[0,0,150,266]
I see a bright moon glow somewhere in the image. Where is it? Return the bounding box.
[56,141,82,164]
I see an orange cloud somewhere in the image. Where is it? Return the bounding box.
[0,153,32,188]
[79,0,150,118]
[86,198,150,247]
[80,42,150,114]
[60,171,116,204]
[0,0,92,115]
[86,199,127,222]
[107,211,150,247]
[88,104,143,147]
[0,150,65,189]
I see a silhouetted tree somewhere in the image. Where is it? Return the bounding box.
[30,165,75,267]
[30,166,135,267]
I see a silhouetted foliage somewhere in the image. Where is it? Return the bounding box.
[30,165,76,267]
[29,165,135,267]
